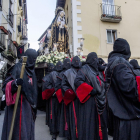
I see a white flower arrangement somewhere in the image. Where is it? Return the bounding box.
[78,55,86,62]
[36,51,69,65]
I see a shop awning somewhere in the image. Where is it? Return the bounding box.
[0,26,8,35]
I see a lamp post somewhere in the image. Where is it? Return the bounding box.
[80,38,85,47]
[77,38,85,56]
[77,47,82,56]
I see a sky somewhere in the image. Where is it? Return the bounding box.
[27,0,57,50]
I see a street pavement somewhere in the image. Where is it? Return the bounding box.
[0,110,113,140]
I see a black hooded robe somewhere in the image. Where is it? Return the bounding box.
[42,61,63,136]
[61,56,81,140]
[42,70,60,135]
[74,52,108,140]
[42,63,55,126]
[74,65,108,140]
[1,49,38,140]
[42,72,51,126]
[106,38,140,140]
[54,58,71,138]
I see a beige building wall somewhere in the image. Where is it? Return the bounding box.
[63,0,140,63]
[1,0,18,55]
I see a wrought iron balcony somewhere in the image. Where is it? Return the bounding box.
[100,4,122,23]
[7,40,17,61]
[9,9,14,27]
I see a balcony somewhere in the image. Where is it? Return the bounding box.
[7,40,17,61]
[0,30,6,52]
[100,4,122,23]
[9,9,14,27]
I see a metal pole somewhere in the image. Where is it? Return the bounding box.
[8,56,27,140]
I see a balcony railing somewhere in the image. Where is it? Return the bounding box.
[9,9,14,27]
[7,40,17,61]
[0,30,6,52]
[100,4,122,23]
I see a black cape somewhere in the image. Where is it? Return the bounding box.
[106,38,140,140]
[42,71,60,135]
[74,64,108,140]
[62,68,80,140]
[1,62,37,140]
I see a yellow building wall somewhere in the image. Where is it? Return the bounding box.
[64,0,140,63]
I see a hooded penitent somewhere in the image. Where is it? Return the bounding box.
[9,49,38,108]
[86,52,99,73]
[98,58,106,72]
[56,61,63,72]
[55,58,71,138]
[98,58,105,65]
[63,58,71,70]
[130,59,140,69]
[74,52,108,140]
[1,49,38,140]
[42,63,55,92]
[71,56,82,69]
[48,63,55,72]
[108,38,131,65]
[61,56,82,140]
[106,38,140,140]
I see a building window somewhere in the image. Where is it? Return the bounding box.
[0,30,6,49]
[19,0,22,6]
[9,0,14,27]
[18,18,21,32]
[102,0,115,15]
[107,30,117,44]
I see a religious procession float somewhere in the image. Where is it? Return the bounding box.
[35,7,86,109]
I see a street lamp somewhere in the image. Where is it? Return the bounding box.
[77,47,82,56]
[80,38,85,47]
